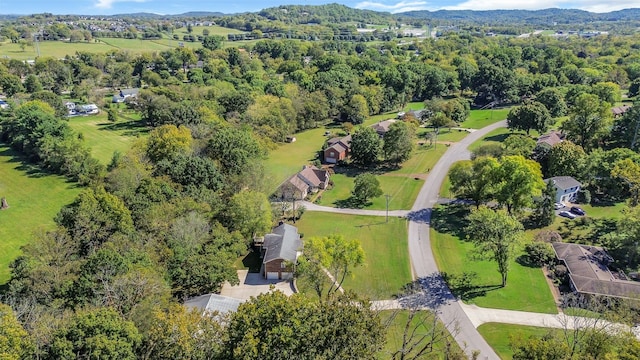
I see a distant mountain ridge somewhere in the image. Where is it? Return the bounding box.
[399,8,640,25]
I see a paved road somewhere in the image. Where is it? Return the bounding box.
[299,200,410,217]
[407,120,507,359]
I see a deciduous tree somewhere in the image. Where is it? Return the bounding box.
[383,121,414,165]
[352,173,383,205]
[561,93,611,151]
[506,101,552,135]
[350,126,381,167]
[465,207,524,287]
[494,155,545,214]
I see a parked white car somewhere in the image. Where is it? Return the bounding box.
[559,211,577,219]
[554,202,564,210]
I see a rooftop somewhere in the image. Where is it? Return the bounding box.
[263,223,302,264]
[184,293,242,315]
[553,242,640,299]
[546,176,581,190]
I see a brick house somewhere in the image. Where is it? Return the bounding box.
[276,165,330,201]
[324,135,351,164]
[261,223,303,280]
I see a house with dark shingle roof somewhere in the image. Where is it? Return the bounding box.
[261,223,303,280]
[371,119,398,137]
[537,130,564,148]
[552,242,640,300]
[324,135,351,164]
[545,176,581,203]
[276,165,330,201]
[612,104,631,118]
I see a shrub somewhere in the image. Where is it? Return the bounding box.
[577,189,591,204]
[524,242,556,267]
[534,230,562,243]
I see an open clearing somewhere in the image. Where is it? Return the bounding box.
[477,323,553,359]
[0,145,81,284]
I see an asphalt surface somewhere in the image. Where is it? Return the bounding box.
[407,120,507,359]
[299,200,410,217]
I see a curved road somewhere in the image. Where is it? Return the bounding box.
[408,120,506,359]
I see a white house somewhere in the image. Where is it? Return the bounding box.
[546,176,581,203]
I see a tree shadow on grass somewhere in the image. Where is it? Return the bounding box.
[98,119,149,137]
[334,196,368,209]
[0,146,60,179]
[482,133,510,143]
[429,203,471,240]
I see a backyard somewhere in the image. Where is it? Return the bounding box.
[295,212,411,300]
[0,146,81,284]
[68,112,149,164]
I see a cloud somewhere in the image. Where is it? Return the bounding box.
[94,0,149,10]
[355,1,433,13]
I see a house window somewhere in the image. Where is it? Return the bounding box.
[331,152,335,156]
[281,262,286,269]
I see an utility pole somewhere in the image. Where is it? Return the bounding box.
[385,194,391,223]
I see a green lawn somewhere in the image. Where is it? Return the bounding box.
[295,212,411,300]
[174,25,243,37]
[0,145,81,284]
[467,127,514,152]
[0,40,118,60]
[317,144,446,210]
[264,126,328,192]
[478,323,554,359]
[461,108,511,129]
[380,310,461,359]
[68,113,148,164]
[430,205,557,313]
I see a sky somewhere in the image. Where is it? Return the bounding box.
[1,0,639,15]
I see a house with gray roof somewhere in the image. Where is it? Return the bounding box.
[537,130,564,148]
[261,223,303,280]
[372,119,398,137]
[545,176,581,203]
[552,242,640,300]
[184,293,242,316]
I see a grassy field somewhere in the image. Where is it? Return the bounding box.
[174,25,244,36]
[430,205,557,313]
[380,310,461,359]
[461,108,511,129]
[68,113,148,164]
[317,145,447,210]
[295,212,411,300]
[477,323,554,359]
[264,126,328,192]
[467,127,514,152]
[0,145,81,284]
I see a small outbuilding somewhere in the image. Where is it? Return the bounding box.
[184,293,242,316]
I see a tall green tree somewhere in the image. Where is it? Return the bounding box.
[0,303,34,360]
[225,291,382,359]
[547,141,587,180]
[535,87,567,117]
[146,125,192,163]
[494,155,545,214]
[535,180,557,227]
[297,234,365,298]
[48,308,141,360]
[350,126,381,167]
[561,93,611,151]
[352,173,383,205]
[465,207,524,287]
[382,121,414,165]
[449,157,500,208]
[506,101,552,135]
[226,190,272,241]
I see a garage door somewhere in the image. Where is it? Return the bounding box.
[325,157,336,164]
[266,272,279,280]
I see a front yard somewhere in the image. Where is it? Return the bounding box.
[295,212,411,300]
[430,204,558,314]
[317,145,447,210]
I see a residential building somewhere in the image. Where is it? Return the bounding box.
[184,293,242,316]
[546,176,581,203]
[552,242,640,300]
[324,135,351,164]
[261,223,303,280]
[537,130,564,148]
[276,165,330,200]
[372,119,398,137]
[112,88,140,103]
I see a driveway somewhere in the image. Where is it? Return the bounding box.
[220,270,296,301]
[299,200,410,217]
